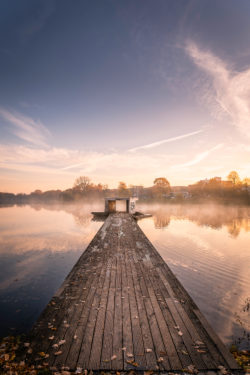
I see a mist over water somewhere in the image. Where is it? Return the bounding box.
[0,202,249,350]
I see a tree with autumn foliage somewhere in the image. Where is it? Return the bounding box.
[118,181,130,197]
[227,171,240,185]
[153,177,171,199]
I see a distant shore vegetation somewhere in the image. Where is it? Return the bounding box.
[1,171,250,206]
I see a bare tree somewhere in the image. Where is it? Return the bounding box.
[73,176,92,192]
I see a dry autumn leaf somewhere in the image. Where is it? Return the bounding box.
[38,351,46,357]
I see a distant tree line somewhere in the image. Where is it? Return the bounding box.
[187,171,250,205]
[0,171,249,206]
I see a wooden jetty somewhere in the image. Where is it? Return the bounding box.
[29,212,240,374]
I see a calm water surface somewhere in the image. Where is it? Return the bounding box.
[0,203,249,350]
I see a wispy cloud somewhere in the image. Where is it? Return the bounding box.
[0,108,50,146]
[0,143,175,178]
[173,143,224,168]
[186,41,250,137]
[128,129,203,152]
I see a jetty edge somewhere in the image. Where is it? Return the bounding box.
[27,212,241,374]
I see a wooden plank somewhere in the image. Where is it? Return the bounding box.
[63,233,111,369]
[157,268,217,369]
[133,254,171,371]
[124,246,147,370]
[30,261,96,364]
[87,261,113,370]
[144,249,211,370]
[131,236,182,370]
[134,258,171,370]
[76,242,113,369]
[194,309,239,370]
[120,241,134,371]
[28,221,107,361]
[128,250,158,370]
[57,256,106,369]
[52,265,100,369]
[111,251,123,370]
[135,219,238,370]
[148,269,195,369]
[28,213,240,374]
[156,262,232,368]
[100,256,117,369]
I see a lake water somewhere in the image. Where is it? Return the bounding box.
[0,203,249,350]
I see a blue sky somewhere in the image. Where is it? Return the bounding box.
[0,0,250,192]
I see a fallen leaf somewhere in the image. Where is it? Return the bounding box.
[131,361,138,367]
[187,364,198,374]
[38,351,46,357]
[218,365,228,374]
[127,353,134,358]
[61,366,70,371]
[181,350,188,355]
[195,340,204,345]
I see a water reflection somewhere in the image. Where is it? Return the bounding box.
[139,204,250,237]
[0,202,249,351]
[138,204,250,350]
[0,203,102,338]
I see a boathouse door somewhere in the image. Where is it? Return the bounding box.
[108,200,116,212]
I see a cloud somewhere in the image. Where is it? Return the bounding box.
[173,143,224,168]
[0,143,175,179]
[186,41,250,138]
[128,129,203,152]
[0,108,50,146]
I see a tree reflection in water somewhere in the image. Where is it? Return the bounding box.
[139,204,250,237]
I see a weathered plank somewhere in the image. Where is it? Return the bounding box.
[28,212,239,373]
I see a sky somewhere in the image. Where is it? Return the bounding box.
[0,0,250,193]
